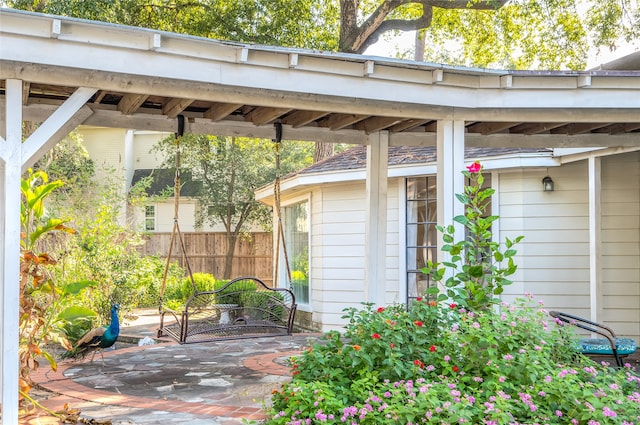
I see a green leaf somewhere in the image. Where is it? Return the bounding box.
[455,193,470,204]
[41,351,57,370]
[58,306,98,322]
[453,215,469,225]
[467,265,484,278]
[29,218,73,246]
[62,280,98,295]
[504,249,518,257]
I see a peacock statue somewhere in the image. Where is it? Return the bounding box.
[64,303,120,364]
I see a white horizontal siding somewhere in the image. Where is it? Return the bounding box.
[499,163,591,318]
[600,152,640,340]
[133,131,170,168]
[309,179,404,330]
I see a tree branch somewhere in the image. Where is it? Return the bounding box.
[340,0,508,54]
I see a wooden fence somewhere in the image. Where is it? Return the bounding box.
[139,232,274,286]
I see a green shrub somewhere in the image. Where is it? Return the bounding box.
[214,278,257,306]
[267,297,640,424]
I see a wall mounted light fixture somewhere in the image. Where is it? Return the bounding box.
[542,176,554,192]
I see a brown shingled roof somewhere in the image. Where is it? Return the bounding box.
[298,146,551,175]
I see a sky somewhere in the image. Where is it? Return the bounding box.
[364,30,639,70]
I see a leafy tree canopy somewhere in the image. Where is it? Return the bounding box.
[152,134,314,278]
[9,0,639,70]
[8,0,340,50]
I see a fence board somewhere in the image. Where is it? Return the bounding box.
[139,232,273,286]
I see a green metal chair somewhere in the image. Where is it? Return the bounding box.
[549,311,637,367]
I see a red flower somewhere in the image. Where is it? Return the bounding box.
[466,161,481,173]
[450,303,457,309]
[377,307,385,313]
[452,366,459,373]
[416,297,423,302]
[372,333,381,339]
[389,343,395,348]
[414,321,423,327]
[429,345,437,352]
[414,359,425,368]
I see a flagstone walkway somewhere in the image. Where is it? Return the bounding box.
[23,309,320,424]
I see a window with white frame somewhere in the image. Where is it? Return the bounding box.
[405,174,492,304]
[144,205,156,231]
[405,176,438,303]
[283,200,309,305]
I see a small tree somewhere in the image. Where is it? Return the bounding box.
[423,161,523,310]
[153,134,314,279]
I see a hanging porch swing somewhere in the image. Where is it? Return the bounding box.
[157,117,297,343]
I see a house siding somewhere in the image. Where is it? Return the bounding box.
[312,182,366,330]
[80,127,127,181]
[500,162,591,312]
[600,152,640,340]
[132,131,170,168]
[499,157,640,341]
[305,179,401,331]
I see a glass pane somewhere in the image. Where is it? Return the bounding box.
[406,178,427,200]
[285,201,309,304]
[407,247,429,271]
[407,272,431,298]
[407,201,427,224]
[426,176,437,200]
[407,223,429,246]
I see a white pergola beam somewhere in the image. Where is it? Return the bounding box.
[5,101,638,149]
[1,78,23,425]
[364,132,389,305]
[21,87,96,172]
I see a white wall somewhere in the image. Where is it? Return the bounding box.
[500,162,591,312]
[132,130,170,169]
[499,156,639,341]
[80,127,245,233]
[311,182,366,330]
[305,180,401,331]
[80,127,128,183]
[600,152,640,340]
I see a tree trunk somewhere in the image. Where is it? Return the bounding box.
[314,142,335,163]
[23,121,38,139]
[223,233,237,279]
[414,30,425,62]
[339,0,507,54]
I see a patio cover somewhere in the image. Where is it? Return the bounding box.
[1,8,639,421]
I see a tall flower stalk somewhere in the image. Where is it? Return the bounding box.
[423,161,523,311]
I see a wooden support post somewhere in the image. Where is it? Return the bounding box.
[1,78,23,425]
[365,131,389,305]
[436,120,466,286]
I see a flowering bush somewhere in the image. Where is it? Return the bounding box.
[264,162,640,424]
[266,296,640,424]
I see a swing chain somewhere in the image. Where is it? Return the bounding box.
[272,121,293,290]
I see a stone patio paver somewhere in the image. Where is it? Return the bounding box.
[24,310,320,424]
